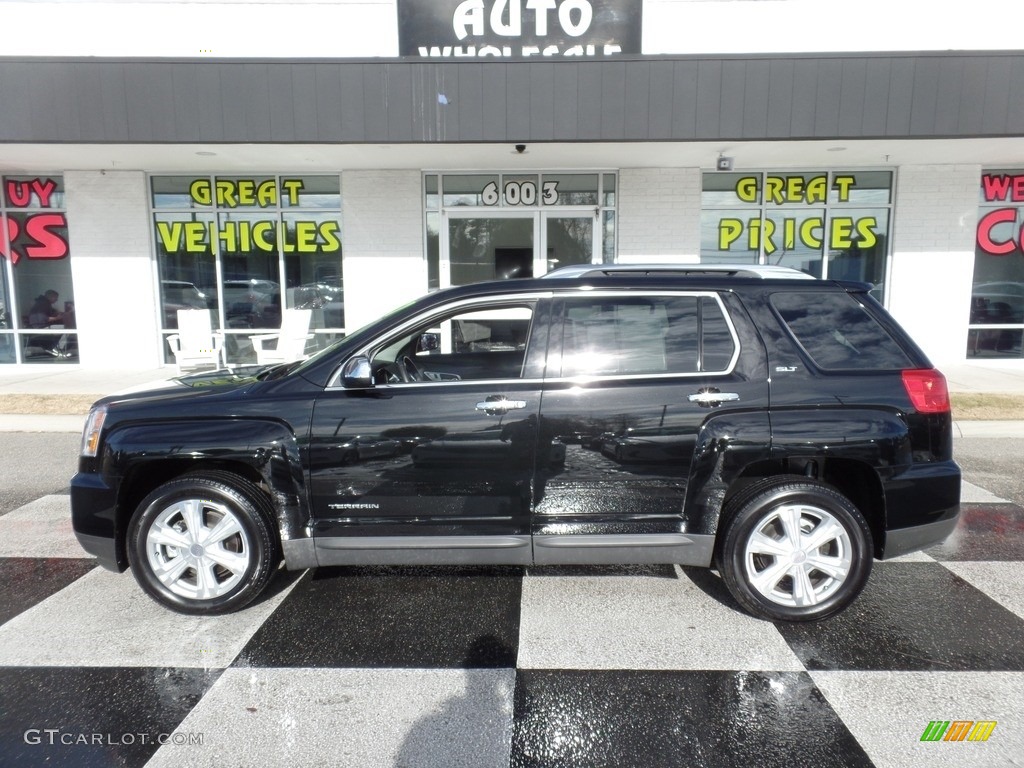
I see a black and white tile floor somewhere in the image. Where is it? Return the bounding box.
[0,484,1022,768]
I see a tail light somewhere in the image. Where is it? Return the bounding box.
[902,369,950,414]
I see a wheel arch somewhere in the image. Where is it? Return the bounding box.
[721,457,887,559]
[104,419,309,569]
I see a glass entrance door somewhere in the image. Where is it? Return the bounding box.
[441,211,598,288]
[443,213,537,287]
[543,212,598,274]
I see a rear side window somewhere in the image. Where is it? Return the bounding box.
[771,291,913,370]
[557,295,737,377]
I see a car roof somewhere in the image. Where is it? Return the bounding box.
[541,263,817,280]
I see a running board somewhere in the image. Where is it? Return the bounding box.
[312,535,532,566]
[533,533,715,567]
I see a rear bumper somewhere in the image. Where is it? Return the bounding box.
[882,514,960,560]
[881,459,961,559]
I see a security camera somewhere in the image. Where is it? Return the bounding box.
[515,144,526,154]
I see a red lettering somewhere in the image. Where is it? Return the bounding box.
[32,179,58,208]
[0,215,17,262]
[5,180,32,207]
[976,208,1018,255]
[0,213,69,264]
[24,214,69,259]
[981,174,1024,203]
[4,178,59,208]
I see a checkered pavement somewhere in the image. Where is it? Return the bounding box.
[0,483,1022,768]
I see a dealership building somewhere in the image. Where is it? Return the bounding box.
[0,0,1022,369]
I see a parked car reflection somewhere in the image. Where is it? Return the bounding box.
[161,280,211,328]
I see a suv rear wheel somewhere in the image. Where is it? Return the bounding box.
[126,472,279,615]
[717,478,872,622]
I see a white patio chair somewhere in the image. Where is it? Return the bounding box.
[166,309,224,373]
[249,308,313,365]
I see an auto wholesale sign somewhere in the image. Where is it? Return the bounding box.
[397,0,641,59]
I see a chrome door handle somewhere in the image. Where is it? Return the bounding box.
[687,390,740,407]
[475,398,527,413]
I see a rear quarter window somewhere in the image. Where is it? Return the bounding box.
[771,291,914,370]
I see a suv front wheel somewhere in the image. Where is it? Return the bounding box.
[717,478,873,622]
[127,471,279,615]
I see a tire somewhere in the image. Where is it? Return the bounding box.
[126,471,280,615]
[716,478,873,622]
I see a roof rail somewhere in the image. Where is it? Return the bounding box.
[541,263,817,280]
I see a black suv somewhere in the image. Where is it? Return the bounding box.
[71,267,960,622]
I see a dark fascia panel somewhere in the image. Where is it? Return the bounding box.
[1,52,1022,144]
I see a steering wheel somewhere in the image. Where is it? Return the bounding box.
[399,355,425,383]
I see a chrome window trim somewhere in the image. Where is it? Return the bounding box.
[327,288,742,389]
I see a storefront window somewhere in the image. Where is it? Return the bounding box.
[969,170,1024,358]
[0,175,77,364]
[152,175,343,365]
[424,172,616,288]
[700,171,893,299]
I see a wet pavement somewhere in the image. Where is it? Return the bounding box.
[0,480,1021,767]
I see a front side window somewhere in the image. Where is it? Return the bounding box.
[152,175,343,365]
[369,302,536,384]
[0,175,77,364]
[555,295,737,378]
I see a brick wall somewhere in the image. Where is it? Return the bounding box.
[341,170,425,332]
[888,165,979,364]
[617,168,701,262]
[64,170,161,367]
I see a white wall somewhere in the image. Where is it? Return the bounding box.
[65,171,163,368]
[644,0,1023,55]
[887,165,980,366]
[341,170,426,332]
[617,168,701,262]
[5,0,1019,58]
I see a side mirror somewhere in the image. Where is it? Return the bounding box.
[340,356,373,389]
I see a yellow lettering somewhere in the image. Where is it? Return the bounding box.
[295,222,319,252]
[216,180,237,208]
[236,180,256,206]
[747,218,762,249]
[319,221,341,252]
[761,219,777,254]
[833,175,855,202]
[783,218,796,250]
[735,177,759,203]
[719,219,744,250]
[282,179,304,206]
[184,222,209,252]
[156,221,183,251]
[253,221,276,251]
[855,217,878,248]
[257,180,278,207]
[190,180,212,206]
[765,177,784,205]
[218,222,237,252]
[830,217,855,249]
[806,176,827,203]
[785,176,804,204]
[800,218,823,249]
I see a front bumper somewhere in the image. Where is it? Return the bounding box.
[70,471,125,572]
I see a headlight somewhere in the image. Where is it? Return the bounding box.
[81,405,108,457]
